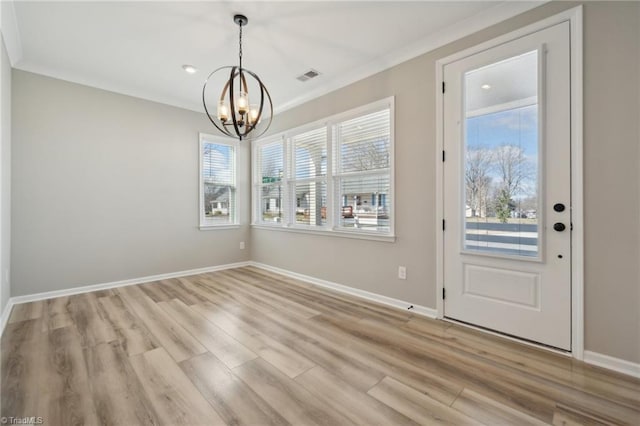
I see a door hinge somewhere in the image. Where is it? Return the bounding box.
[442,81,445,93]
[570,223,573,231]
[442,288,446,299]
[442,219,446,231]
[442,150,445,162]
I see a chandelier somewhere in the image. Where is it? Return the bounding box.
[203,14,273,140]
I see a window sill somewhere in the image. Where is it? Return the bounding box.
[199,224,241,231]
[251,224,396,242]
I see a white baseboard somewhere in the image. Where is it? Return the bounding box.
[250,261,438,319]
[0,261,251,337]
[0,300,13,338]
[584,351,640,379]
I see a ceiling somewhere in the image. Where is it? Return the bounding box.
[5,1,544,114]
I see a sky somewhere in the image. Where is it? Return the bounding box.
[466,104,538,154]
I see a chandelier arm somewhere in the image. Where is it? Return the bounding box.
[253,83,273,139]
[219,78,231,102]
[243,68,273,139]
[203,68,235,138]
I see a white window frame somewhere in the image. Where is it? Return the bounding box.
[199,133,239,230]
[252,97,395,242]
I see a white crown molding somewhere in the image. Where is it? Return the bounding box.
[249,261,437,319]
[0,261,251,336]
[0,0,23,66]
[584,351,640,379]
[274,1,547,114]
[14,62,204,113]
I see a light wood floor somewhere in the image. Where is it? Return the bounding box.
[2,266,639,425]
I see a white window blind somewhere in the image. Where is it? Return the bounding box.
[200,134,238,228]
[256,139,284,224]
[335,109,391,233]
[290,127,327,226]
[252,97,394,238]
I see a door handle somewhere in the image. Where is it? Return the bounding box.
[553,222,566,232]
[553,203,565,212]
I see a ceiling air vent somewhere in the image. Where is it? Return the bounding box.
[296,69,321,82]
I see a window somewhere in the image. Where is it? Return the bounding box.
[200,134,238,229]
[335,109,391,233]
[252,98,394,239]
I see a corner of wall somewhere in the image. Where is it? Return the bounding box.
[0,32,12,326]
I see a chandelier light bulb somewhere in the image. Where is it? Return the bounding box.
[217,101,229,122]
[248,105,260,125]
[236,91,249,115]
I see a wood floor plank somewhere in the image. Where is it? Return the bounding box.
[180,352,289,426]
[313,314,557,421]
[433,323,640,407]
[451,388,549,426]
[224,267,412,324]
[193,282,463,404]
[161,278,204,305]
[158,299,257,369]
[129,347,225,425]
[552,404,610,426]
[117,284,206,362]
[138,281,173,303]
[341,315,640,424]
[191,301,316,378]
[84,341,161,425]
[41,296,73,331]
[38,326,100,425]
[7,300,44,324]
[290,338,385,392]
[212,270,322,319]
[68,292,118,348]
[1,319,46,419]
[233,358,353,426]
[97,294,158,356]
[368,376,482,425]
[295,365,417,425]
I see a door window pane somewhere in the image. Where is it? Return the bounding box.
[463,51,539,257]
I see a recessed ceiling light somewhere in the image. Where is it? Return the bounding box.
[182,64,197,74]
[481,84,491,90]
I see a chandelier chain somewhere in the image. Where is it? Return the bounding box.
[238,23,243,69]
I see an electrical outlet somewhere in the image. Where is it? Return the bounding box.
[239,241,245,250]
[398,266,407,280]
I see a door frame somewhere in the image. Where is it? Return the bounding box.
[435,6,584,359]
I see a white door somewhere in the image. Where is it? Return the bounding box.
[443,22,571,350]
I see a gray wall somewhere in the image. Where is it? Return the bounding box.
[1,35,11,318]
[252,2,640,364]
[583,2,640,364]
[11,71,251,297]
